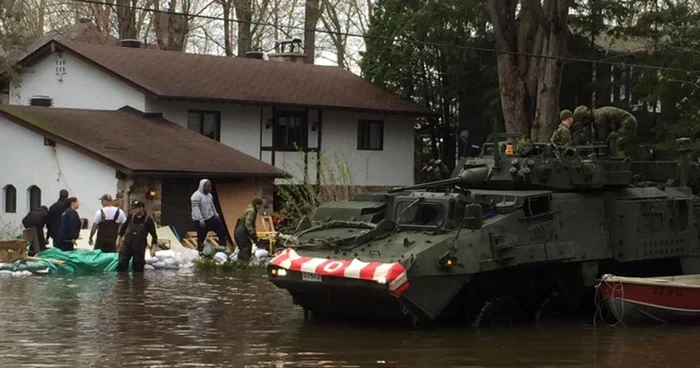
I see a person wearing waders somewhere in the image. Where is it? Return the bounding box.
[234,197,263,263]
[88,194,127,253]
[190,179,228,252]
[116,201,157,272]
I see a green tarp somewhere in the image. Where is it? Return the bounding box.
[34,248,120,275]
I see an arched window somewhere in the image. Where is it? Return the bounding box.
[28,185,41,211]
[3,185,16,213]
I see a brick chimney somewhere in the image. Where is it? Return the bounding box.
[267,39,306,64]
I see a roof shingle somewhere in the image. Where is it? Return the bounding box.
[0,105,285,177]
[23,38,432,116]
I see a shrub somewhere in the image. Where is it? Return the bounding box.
[276,149,358,230]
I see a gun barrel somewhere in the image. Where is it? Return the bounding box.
[388,177,463,193]
[388,166,489,193]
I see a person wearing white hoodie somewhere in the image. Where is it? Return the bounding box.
[190,179,228,252]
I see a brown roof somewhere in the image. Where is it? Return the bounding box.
[0,105,285,178]
[20,39,432,116]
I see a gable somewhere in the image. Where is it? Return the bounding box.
[18,39,433,116]
[11,48,146,110]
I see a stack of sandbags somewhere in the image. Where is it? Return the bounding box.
[0,260,50,277]
[144,249,199,271]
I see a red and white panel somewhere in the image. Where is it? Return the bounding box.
[270,248,410,296]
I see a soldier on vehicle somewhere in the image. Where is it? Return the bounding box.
[550,109,574,147]
[573,105,638,150]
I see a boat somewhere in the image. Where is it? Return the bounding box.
[596,273,700,324]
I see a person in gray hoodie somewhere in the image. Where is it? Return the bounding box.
[191,178,228,252]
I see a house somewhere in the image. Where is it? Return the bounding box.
[9,37,432,189]
[0,102,284,238]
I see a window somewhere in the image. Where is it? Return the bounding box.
[28,185,41,211]
[273,110,308,151]
[3,185,16,213]
[357,119,384,150]
[187,111,221,141]
[396,201,445,227]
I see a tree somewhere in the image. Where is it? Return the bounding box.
[153,0,190,51]
[362,0,499,174]
[486,0,572,141]
[303,0,320,63]
[233,0,252,56]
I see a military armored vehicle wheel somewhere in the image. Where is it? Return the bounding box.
[471,297,524,328]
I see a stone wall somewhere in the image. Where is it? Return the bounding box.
[116,175,163,225]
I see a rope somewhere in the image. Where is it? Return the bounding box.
[593,275,626,328]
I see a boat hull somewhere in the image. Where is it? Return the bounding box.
[597,274,700,324]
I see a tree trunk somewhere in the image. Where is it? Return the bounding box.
[487,0,531,135]
[233,0,252,56]
[116,0,138,40]
[90,1,113,44]
[153,0,190,51]
[217,0,233,56]
[486,0,571,140]
[304,0,321,64]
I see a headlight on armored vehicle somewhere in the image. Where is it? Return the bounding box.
[270,268,287,277]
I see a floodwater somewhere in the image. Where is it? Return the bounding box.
[0,271,698,368]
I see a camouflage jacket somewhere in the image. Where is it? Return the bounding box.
[593,106,638,135]
[240,205,257,236]
[550,123,572,147]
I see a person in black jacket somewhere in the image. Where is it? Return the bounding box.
[22,206,49,254]
[116,201,158,273]
[47,189,69,243]
[55,197,81,251]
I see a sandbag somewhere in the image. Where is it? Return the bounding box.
[152,261,166,269]
[254,249,269,259]
[144,264,155,271]
[213,252,228,265]
[0,263,13,271]
[175,249,199,268]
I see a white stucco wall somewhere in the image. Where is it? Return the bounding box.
[9,50,146,110]
[145,98,261,159]
[146,97,415,187]
[0,116,119,235]
[321,111,415,187]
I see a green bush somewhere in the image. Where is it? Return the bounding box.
[277,149,358,230]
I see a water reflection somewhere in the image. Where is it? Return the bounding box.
[0,271,698,367]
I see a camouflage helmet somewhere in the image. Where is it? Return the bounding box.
[573,105,591,121]
[560,109,574,121]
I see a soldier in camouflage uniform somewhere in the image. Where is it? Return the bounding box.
[550,109,574,147]
[234,196,264,262]
[573,105,638,148]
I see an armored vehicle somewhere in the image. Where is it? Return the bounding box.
[267,132,700,326]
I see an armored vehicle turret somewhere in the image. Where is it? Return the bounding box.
[267,131,700,326]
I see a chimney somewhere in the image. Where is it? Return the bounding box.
[30,95,52,107]
[120,39,142,49]
[267,38,306,64]
[245,51,264,60]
